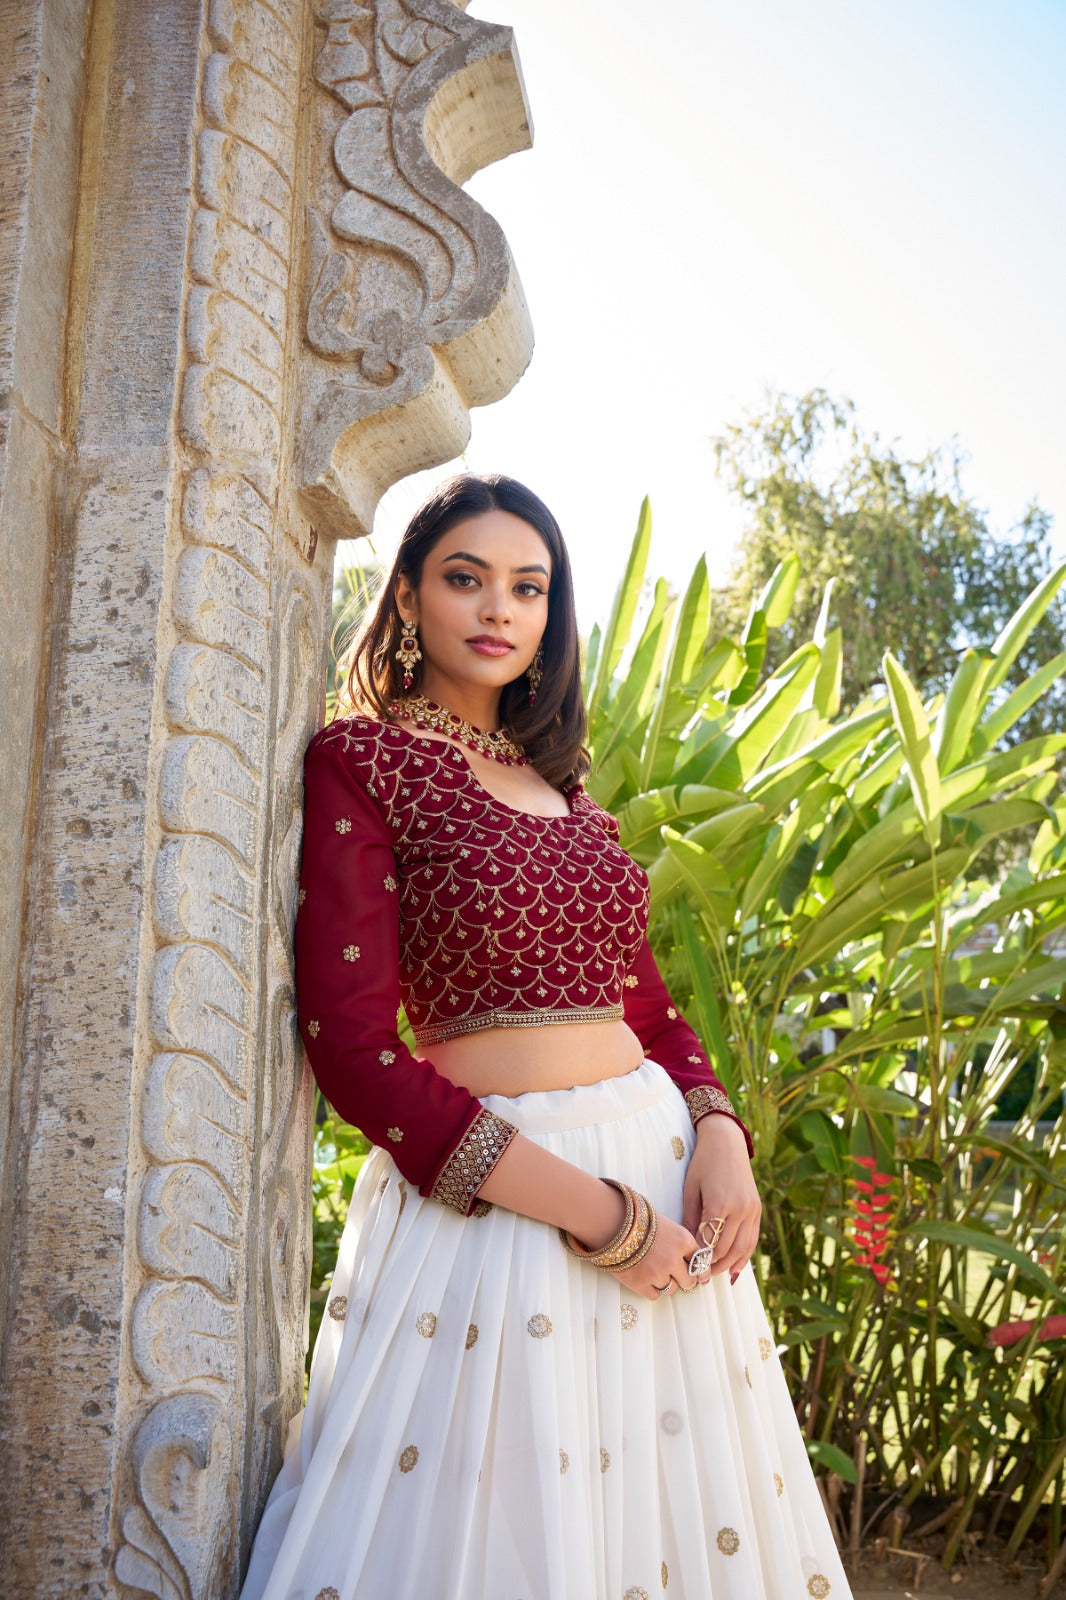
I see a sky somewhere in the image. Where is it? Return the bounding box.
[347,0,1066,636]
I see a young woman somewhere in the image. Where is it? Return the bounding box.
[240,474,852,1599]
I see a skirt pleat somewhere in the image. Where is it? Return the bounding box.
[240,1059,852,1600]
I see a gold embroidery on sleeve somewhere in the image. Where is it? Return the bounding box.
[307,1020,320,1038]
[684,1085,737,1126]
[335,818,352,834]
[343,944,360,961]
[387,1127,404,1142]
[378,1049,396,1065]
[429,1109,518,1215]
[666,1005,677,1019]
[623,974,638,987]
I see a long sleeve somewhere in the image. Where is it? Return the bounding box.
[294,730,517,1215]
[622,937,754,1159]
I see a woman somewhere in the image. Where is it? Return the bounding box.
[240,474,852,1599]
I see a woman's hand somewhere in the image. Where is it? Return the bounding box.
[681,1114,762,1285]
[610,1212,707,1303]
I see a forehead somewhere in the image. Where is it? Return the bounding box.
[432,508,551,571]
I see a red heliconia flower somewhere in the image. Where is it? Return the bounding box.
[848,1154,896,1290]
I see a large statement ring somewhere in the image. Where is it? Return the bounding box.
[687,1245,715,1277]
[700,1216,726,1248]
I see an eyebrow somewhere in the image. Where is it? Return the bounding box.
[440,550,550,577]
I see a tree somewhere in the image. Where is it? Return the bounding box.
[710,389,1066,753]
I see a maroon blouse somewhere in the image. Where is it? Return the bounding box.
[294,715,752,1214]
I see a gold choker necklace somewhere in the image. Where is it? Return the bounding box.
[388,694,530,766]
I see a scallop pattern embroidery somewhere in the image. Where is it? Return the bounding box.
[314,718,651,1044]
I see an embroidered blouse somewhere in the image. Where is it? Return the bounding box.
[295,714,752,1215]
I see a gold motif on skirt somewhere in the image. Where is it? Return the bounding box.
[807,1578,831,1598]
[774,1471,784,1496]
[398,1444,419,1473]
[745,1364,752,1388]
[759,1335,773,1359]
[416,1312,437,1338]
[315,1588,340,1599]
[465,1323,479,1349]
[600,1447,611,1472]
[378,1176,388,1194]
[660,1410,683,1434]
[670,1135,685,1160]
[717,1527,740,1555]
[624,1588,648,1599]
[661,1560,669,1588]
[559,1449,569,1474]
[327,1296,347,1321]
[620,1302,639,1330]
[528,1313,552,1338]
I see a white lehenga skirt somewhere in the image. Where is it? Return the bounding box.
[240,1059,852,1600]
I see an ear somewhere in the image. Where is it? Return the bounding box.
[393,572,417,621]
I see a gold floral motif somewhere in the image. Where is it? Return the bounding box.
[623,1589,648,1599]
[387,1126,403,1142]
[315,1589,340,1600]
[384,873,397,891]
[661,1560,669,1589]
[716,1527,740,1555]
[670,1136,685,1160]
[343,944,360,961]
[666,1005,677,1019]
[684,1085,736,1127]
[620,1302,639,1331]
[600,1447,610,1472]
[465,1323,479,1349]
[759,1336,773,1360]
[807,1578,831,1598]
[378,1049,396,1065]
[398,1444,419,1473]
[378,1177,388,1195]
[429,1109,518,1214]
[307,1019,320,1038]
[527,1313,552,1339]
[745,1364,752,1388]
[559,1449,569,1474]
[623,974,638,988]
[415,1312,437,1338]
[298,888,306,905]
[774,1472,784,1497]
[335,818,352,833]
[327,1296,347,1321]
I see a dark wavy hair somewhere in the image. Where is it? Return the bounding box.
[337,473,590,788]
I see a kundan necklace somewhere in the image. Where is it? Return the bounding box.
[388,693,530,766]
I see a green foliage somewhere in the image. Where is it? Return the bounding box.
[711,389,1066,755]
[308,1102,371,1364]
[585,498,1066,1569]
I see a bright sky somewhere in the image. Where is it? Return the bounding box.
[347,0,1066,637]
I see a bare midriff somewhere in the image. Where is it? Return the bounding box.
[417,1017,646,1099]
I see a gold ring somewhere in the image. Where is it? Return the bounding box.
[700,1217,726,1248]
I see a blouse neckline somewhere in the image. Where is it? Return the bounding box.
[380,715,580,823]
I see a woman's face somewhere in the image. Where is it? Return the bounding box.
[395,509,551,704]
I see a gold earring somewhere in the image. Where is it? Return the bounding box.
[527,642,544,704]
[395,617,422,690]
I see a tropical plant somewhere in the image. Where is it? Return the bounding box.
[585,499,1066,1575]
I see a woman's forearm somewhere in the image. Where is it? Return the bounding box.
[475,1132,628,1249]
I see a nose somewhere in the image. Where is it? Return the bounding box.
[479,579,513,627]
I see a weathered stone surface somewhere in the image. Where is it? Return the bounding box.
[0,0,533,1595]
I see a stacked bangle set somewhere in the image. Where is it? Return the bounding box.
[559,1178,657,1273]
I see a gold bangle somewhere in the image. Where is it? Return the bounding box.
[559,1178,635,1266]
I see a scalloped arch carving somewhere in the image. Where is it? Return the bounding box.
[298,0,534,540]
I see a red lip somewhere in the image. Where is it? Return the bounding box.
[466,635,514,649]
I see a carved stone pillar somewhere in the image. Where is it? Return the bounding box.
[0,2,532,1596]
